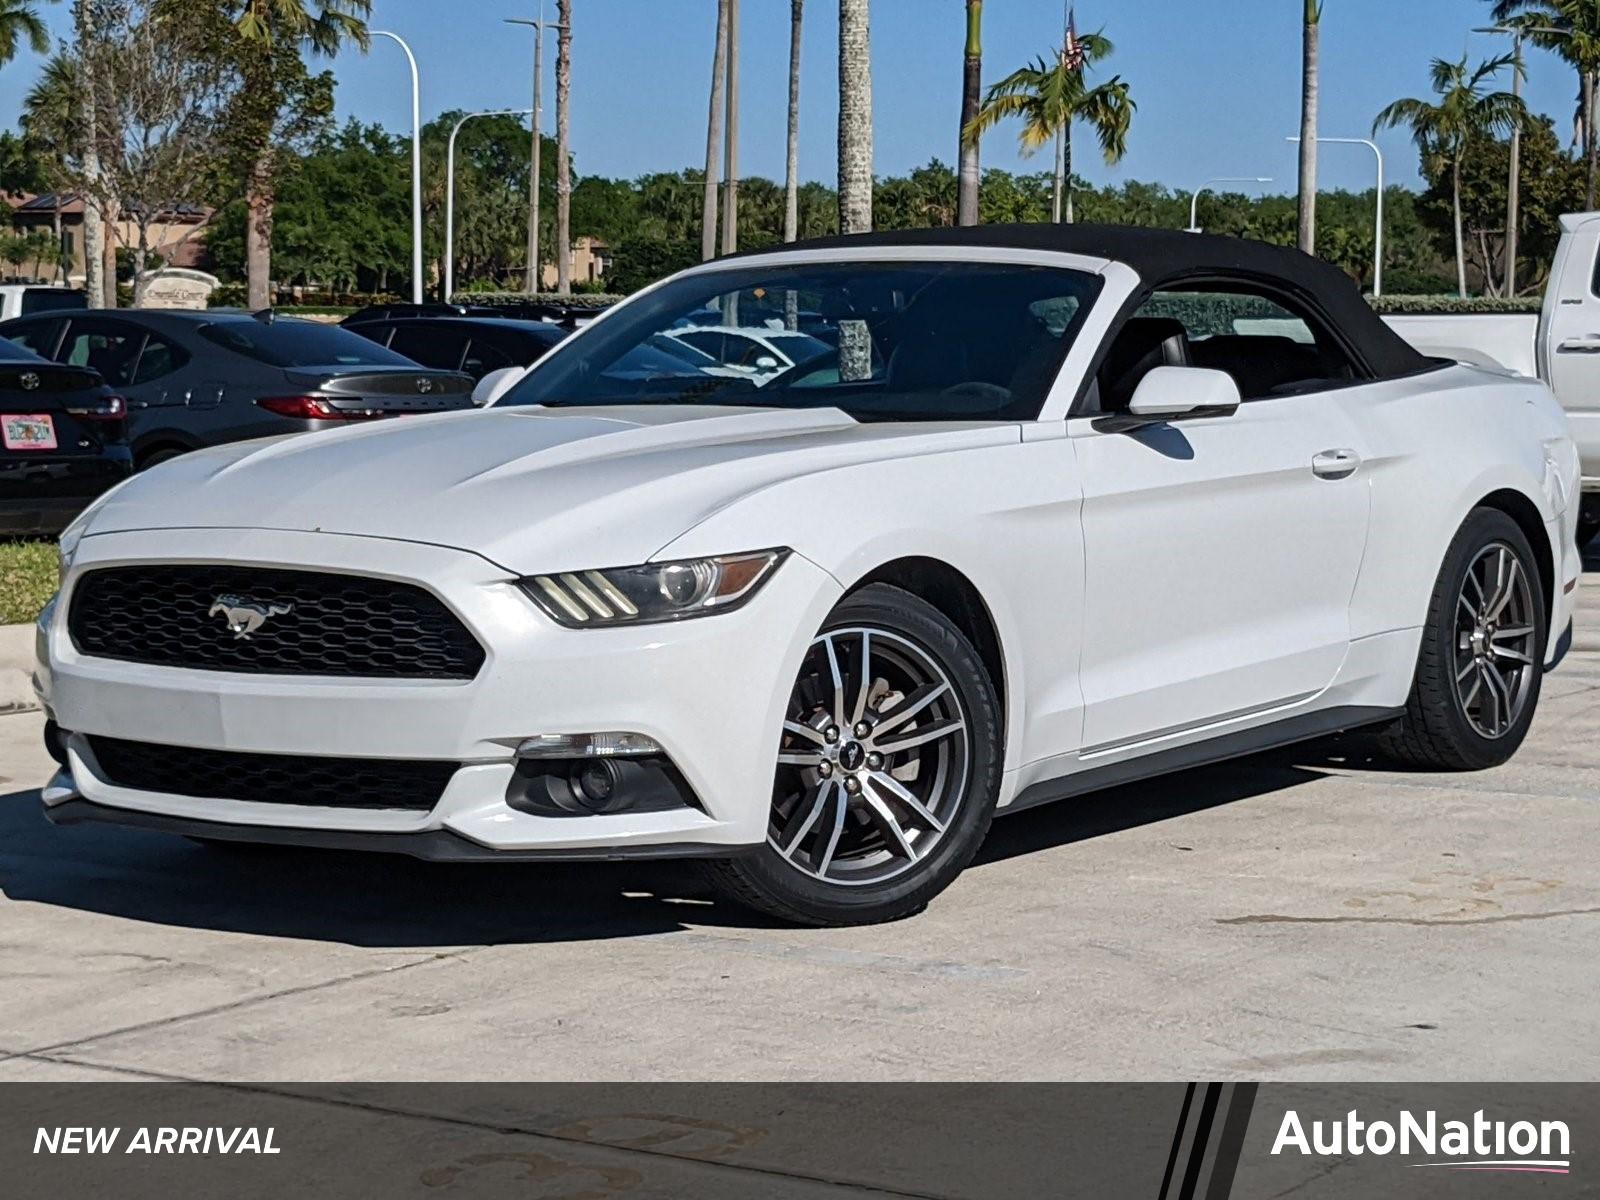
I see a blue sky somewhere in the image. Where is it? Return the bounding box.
[0,0,1585,194]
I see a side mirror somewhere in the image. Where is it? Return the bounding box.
[754,355,780,371]
[1126,366,1241,420]
[472,365,527,407]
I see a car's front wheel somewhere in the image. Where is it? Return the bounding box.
[704,583,1002,926]
[1380,508,1547,770]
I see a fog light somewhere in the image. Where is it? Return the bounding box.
[568,760,623,812]
[516,732,662,759]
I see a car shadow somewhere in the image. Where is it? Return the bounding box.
[1,743,1341,946]
[975,748,1329,866]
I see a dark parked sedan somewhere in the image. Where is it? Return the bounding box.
[345,316,569,382]
[1,336,131,535]
[0,310,475,470]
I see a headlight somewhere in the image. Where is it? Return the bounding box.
[519,549,789,627]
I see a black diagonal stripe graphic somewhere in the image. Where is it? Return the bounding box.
[1177,1082,1224,1200]
[1205,1083,1260,1200]
[1158,1082,1198,1200]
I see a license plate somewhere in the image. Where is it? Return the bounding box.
[2,413,57,451]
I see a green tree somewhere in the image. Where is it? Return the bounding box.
[0,0,50,70]
[1490,0,1600,207]
[1375,54,1525,297]
[212,0,369,309]
[962,30,1134,224]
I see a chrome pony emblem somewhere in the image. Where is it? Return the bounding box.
[416,377,435,394]
[208,595,292,640]
[19,372,39,390]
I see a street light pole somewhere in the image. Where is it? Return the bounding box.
[446,109,534,303]
[1288,136,1383,295]
[507,14,568,295]
[374,31,423,304]
[1188,178,1273,233]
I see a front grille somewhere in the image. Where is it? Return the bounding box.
[68,565,485,680]
[87,736,456,812]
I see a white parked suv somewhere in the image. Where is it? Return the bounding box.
[36,225,1582,925]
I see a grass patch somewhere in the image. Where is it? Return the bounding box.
[0,540,57,626]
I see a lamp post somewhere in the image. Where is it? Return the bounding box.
[506,13,568,295]
[1475,24,1562,298]
[1188,178,1273,233]
[446,109,535,303]
[374,31,423,305]
[1287,136,1383,295]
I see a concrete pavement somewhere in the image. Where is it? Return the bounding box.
[1,553,1596,1082]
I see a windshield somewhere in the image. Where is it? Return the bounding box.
[199,319,416,369]
[495,261,1103,421]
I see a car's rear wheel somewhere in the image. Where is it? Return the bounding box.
[704,583,1002,926]
[1380,508,1547,770]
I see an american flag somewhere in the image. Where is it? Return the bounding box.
[1061,6,1086,71]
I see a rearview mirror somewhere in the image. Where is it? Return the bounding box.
[472,365,527,407]
[1126,366,1241,420]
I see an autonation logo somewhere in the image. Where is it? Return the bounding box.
[1272,1109,1571,1175]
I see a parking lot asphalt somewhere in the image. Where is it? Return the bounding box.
[1,549,1596,1084]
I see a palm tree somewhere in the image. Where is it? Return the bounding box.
[784,0,803,242]
[838,0,873,235]
[0,0,50,70]
[1298,0,1322,252]
[957,0,982,226]
[1490,0,1600,208]
[555,0,572,295]
[702,0,728,260]
[19,52,76,282]
[228,1,370,309]
[1374,54,1525,298]
[962,32,1134,223]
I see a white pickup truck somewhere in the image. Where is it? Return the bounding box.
[0,283,86,323]
[1385,212,1600,546]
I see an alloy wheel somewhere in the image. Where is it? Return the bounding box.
[770,626,971,886]
[1452,542,1538,739]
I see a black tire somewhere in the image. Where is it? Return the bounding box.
[1577,511,1600,552]
[138,447,187,471]
[1379,508,1547,770]
[704,583,1003,926]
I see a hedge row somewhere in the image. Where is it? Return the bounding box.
[1366,294,1542,315]
[449,292,626,309]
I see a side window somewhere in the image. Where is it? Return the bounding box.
[387,325,468,370]
[675,330,726,361]
[132,335,187,385]
[1097,286,1359,408]
[461,337,515,379]
[60,320,145,388]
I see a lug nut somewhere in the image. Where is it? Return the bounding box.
[825,725,840,743]
[853,722,872,739]
[818,760,833,776]
[844,776,862,794]
[867,752,884,770]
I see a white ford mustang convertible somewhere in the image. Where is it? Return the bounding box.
[37,225,1583,925]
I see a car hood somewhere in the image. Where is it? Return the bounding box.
[83,405,1021,574]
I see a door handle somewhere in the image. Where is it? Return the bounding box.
[1312,448,1361,480]
[1557,335,1600,354]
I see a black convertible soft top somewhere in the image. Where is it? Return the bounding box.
[754,223,1428,379]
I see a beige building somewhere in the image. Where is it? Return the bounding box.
[4,193,212,286]
[539,235,612,291]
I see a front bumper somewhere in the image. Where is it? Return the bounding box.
[39,526,841,856]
